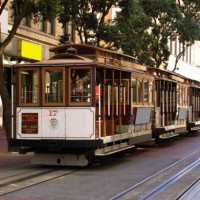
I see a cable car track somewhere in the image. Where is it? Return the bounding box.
[138,158,200,200]
[1,140,200,198]
[0,167,80,196]
[177,178,200,200]
[109,146,200,200]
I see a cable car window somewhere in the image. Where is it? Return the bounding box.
[185,87,188,106]
[43,68,65,105]
[149,81,153,104]
[20,69,39,105]
[132,78,136,103]
[144,80,148,103]
[183,87,185,106]
[70,68,91,104]
[121,80,129,105]
[177,85,180,106]
[187,88,190,107]
[179,86,183,106]
[138,79,143,103]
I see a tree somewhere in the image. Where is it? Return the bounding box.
[0,0,29,144]
[172,0,200,72]
[58,0,119,46]
[0,0,57,143]
[103,0,154,66]
[140,0,182,68]
[109,0,200,70]
[107,0,182,68]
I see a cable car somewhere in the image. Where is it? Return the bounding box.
[10,44,155,166]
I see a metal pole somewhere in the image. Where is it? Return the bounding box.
[11,83,14,138]
[98,84,101,138]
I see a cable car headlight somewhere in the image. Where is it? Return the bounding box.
[49,118,58,129]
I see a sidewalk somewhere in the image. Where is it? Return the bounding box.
[0,128,32,168]
[0,128,8,152]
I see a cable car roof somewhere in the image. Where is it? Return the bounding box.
[50,43,147,72]
[14,53,94,67]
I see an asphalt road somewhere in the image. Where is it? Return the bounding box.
[1,132,200,200]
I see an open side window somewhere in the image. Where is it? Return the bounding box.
[43,67,65,106]
[19,68,39,106]
[69,67,92,105]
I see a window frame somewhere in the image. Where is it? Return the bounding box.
[19,67,40,106]
[39,15,46,32]
[131,78,137,103]
[143,79,149,104]
[69,66,92,106]
[132,75,154,106]
[42,67,66,106]
[149,81,154,104]
[48,20,55,35]
[177,84,189,107]
[137,78,143,104]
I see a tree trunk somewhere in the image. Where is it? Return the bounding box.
[172,48,185,72]
[0,0,29,144]
[0,52,11,144]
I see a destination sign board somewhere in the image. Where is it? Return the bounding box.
[22,113,38,134]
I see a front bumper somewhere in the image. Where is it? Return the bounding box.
[9,139,104,150]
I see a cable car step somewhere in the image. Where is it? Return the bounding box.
[95,144,135,156]
[159,133,179,139]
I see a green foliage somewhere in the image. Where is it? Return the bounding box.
[10,0,200,68]
[105,0,155,66]
[36,0,59,21]
[59,34,70,44]
[176,0,200,44]
[57,0,119,45]
[171,0,200,71]
[107,0,200,68]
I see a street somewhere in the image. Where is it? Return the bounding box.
[1,130,200,200]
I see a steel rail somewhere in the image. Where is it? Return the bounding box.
[0,168,80,196]
[176,178,200,200]
[0,168,58,188]
[138,158,200,200]
[109,146,200,200]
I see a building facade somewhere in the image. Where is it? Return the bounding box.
[167,39,200,82]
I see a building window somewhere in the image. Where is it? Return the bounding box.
[179,41,182,56]
[48,21,55,35]
[174,38,177,56]
[169,39,173,53]
[22,16,30,27]
[189,46,192,64]
[182,44,185,61]
[62,22,75,43]
[186,47,188,63]
[40,16,45,32]
[112,8,121,20]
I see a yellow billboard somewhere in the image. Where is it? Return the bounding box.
[18,40,42,61]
